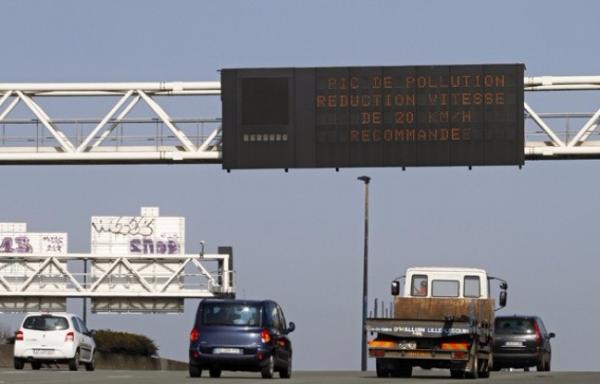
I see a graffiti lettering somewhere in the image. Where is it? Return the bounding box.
[129,238,180,255]
[92,216,154,237]
[0,236,33,253]
[42,236,64,253]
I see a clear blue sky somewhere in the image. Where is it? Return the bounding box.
[1,0,600,371]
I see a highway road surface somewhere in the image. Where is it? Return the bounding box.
[0,369,599,384]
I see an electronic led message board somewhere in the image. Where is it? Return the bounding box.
[222,64,525,169]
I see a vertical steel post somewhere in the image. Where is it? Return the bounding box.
[374,298,378,320]
[82,259,87,326]
[358,175,370,371]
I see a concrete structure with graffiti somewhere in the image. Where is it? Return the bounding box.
[0,207,234,313]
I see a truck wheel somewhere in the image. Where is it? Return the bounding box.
[31,361,41,370]
[478,359,490,378]
[536,359,545,372]
[466,356,479,379]
[375,359,390,378]
[209,368,222,378]
[450,369,465,379]
[391,365,412,378]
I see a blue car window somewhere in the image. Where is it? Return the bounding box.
[277,305,287,331]
[202,303,261,326]
[270,305,281,331]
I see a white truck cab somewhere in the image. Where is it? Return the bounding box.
[391,266,507,307]
[404,267,489,299]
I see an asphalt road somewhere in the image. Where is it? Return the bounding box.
[0,369,598,384]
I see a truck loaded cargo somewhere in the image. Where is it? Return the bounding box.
[367,267,507,379]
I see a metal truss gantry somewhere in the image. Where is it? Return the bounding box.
[0,251,234,313]
[1,76,600,164]
[0,82,221,164]
[525,76,600,159]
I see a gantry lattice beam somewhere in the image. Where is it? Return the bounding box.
[525,76,600,159]
[0,251,234,313]
[0,82,221,164]
[1,77,600,164]
[0,252,234,298]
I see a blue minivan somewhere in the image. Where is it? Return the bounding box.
[189,299,295,379]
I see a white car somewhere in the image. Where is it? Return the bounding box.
[13,312,96,371]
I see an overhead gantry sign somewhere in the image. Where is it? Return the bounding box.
[0,207,234,313]
[1,68,600,166]
[222,64,525,169]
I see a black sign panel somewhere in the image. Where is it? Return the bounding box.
[222,64,524,169]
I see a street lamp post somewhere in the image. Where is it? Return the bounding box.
[357,175,370,372]
[82,259,87,326]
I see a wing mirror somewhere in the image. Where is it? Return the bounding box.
[391,281,400,296]
[287,322,296,334]
[549,332,556,338]
[499,290,507,307]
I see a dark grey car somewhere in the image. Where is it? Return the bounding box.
[188,299,295,379]
[493,315,555,371]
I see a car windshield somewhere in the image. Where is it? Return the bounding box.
[495,318,535,335]
[23,315,69,331]
[201,303,261,326]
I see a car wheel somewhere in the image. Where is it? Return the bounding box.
[261,356,274,379]
[85,352,96,371]
[524,366,530,372]
[14,358,24,370]
[545,359,551,372]
[209,368,222,378]
[31,361,41,370]
[279,357,292,379]
[69,350,80,371]
[189,364,202,378]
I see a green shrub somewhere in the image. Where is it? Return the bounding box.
[0,325,14,344]
[94,329,158,357]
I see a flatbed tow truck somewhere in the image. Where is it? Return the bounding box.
[367,267,507,379]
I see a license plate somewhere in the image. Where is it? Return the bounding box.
[405,351,430,358]
[398,341,417,350]
[213,348,242,355]
[504,341,524,347]
[33,349,52,355]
